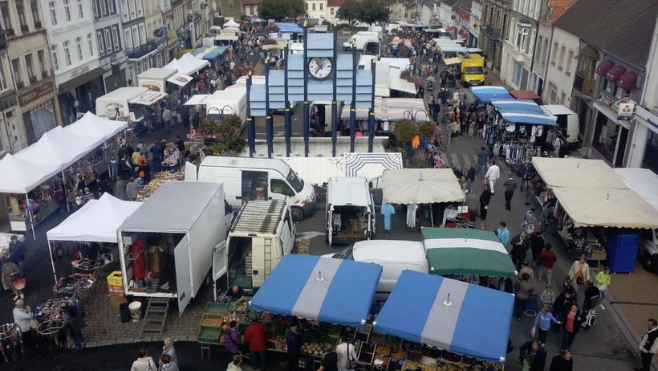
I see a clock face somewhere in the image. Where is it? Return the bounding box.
[308,57,333,80]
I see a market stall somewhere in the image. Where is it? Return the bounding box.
[193,46,229,60]
[374,270,513,367]
[421,227,517,279]
[470,86,514,104]
[531,157,627,189]
[46,194,141,284]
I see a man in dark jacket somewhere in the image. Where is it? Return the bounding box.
[8,235,26,277]
[519,341,547,371]
[550,350,573,371]
[287,322,302,371]
[479,184,492,220]
[509,232,529,269]
[503,177,518,210]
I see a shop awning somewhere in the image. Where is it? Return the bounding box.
[249,255,382,326]
[58,66,106,93]
[65,112,128,140]
[500,112,557,125]
[617,71,638,90]
[445,25,457,32]
[422,228,517,277]
[457,10,470,19]
[552,187,658,229]
[166,73,193,87]
[531,157,629,189]
[193,46,229,60]
[606,65,626,82]
[491,100,545,114]
[129,91,167,105]
[382,169,465,204]
[374,270,514,363]
[470,86,514,103]
[509,90,541,100]
[596,60,615,76]
[223,20,240,28]
[0,154,61,193]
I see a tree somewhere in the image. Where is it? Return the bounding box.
[337,0,361,24]
[356,0,390,24]
[258,0,305,21]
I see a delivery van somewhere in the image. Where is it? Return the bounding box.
[95,87,167,120]
[225,200,296,291]
[541,105,580,146]
[342,32,379,51]
[186,156,316,221]
[324,240,429,294]
[137,68,177,93]
[461,54,485,86]
[326,176,376,246]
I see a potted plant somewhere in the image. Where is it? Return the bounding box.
[473,22,479,29]
[418,121,435,139]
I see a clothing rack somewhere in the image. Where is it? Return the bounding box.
[503,143,541,164]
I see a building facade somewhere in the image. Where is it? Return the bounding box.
[0,0,60,154]
[452,0,472,43]
[144,0,167,68]
[93,0,128,93]
[499,0,539,90]
[480,0,511,73]
[543,27,577,106]
[468,0,481,48]
[121,0,147,85]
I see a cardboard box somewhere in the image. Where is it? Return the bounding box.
[109,293,127,311]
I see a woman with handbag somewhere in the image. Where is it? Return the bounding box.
[336,336,357,371]
[567,257,590,287]
[1,257,23,300]
[13,299,35,349]
[130,348,157,371]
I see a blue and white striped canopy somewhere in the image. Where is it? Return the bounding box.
[501,112,557,125]
[470,86,514,103]
[491,100,545,115]
[374,270,514,363]
[249,255,382,327]
[193,46,228,60]
[275,23,304,34]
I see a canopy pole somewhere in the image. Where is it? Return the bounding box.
[430,204,434,227]
[62,170,70,212]
[27,193,36,240]
[48,240,58,285]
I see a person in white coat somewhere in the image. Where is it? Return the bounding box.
[13,300,34,348]
[568,256,591,287]
[336,336,357,371]
[484,161,500,195]
[406,204,418,229]
[130,348,157,371]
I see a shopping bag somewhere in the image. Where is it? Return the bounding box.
[530,326,536,337]
[12,277,26,290]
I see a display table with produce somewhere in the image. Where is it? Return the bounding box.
[136,171,184,201]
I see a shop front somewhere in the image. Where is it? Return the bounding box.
[100,51,128,94]
[57,61,106,125]
[590,94,632,167]
[18,80,58,145]
[626,105,658,173]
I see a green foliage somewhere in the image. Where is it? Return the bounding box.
[337,0,389,25]
[393,119,417,143]
[418,121,435,139]
[208,115,248,156]
[258,0,306,21]
[336,0,361,24]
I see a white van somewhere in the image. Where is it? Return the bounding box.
[226,200,296,291]
[186,156,316,221]
[311,101,344,135]
[342,32,379,51]
[326,177,376,246]
[541,105,580,145]
[325,240,429,294]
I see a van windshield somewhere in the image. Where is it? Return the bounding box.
[464,66,484,75]
[332,246,354,260]
[287,169,304,192]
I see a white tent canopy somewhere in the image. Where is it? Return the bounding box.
[614,168,658,211]
[531,157,628,189]
[0,154,61,193]
[223,20,240,28]
[15,126,104,169]
[65,112,128,140]
[165,54,209,75]
[382,169,465,204]
[552,187,658,229]
[47,193,141,243]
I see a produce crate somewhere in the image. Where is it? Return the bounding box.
[402,360,420,371]
[204,302,230,315]
[198,325,223,343]
[200,314,224,328]
[107,271,123,285]
[233,275,252,289]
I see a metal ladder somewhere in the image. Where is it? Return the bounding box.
[263,238,272,280]
[141,297,170,337]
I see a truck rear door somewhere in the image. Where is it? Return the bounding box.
[184,162,198,181]
[174,237,193,314]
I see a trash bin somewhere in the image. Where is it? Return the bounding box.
[119,303,130,323]
[128,301,142,321]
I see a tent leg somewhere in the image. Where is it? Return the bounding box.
[62,171,70,213]
[27,193,36,240]
[48,240,58,285]
[430,204,434,227]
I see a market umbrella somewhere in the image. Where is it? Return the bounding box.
[223,20,240,28]
[374,270,514,363]
[422,227,517,277]
[531,157,628,189]
[249,255,382,327]
[382,169,465,204]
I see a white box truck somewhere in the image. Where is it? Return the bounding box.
[95,87,167,120]
[326,176,376,246]
[223,199,296,292]
[342,32,380,51]
[541,105,580,146]
[137,68,177,92]
[185,156,316,221]
[117,182,233,313]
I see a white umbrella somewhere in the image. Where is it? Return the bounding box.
[223,20,240,28]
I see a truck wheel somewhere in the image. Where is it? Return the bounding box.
[645,253,658,273]
[291,207,305,222]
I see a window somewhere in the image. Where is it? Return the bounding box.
[11,58,22,87]
[86,33,94,56]
[77,0,84,18]
[550,41,558,65]
[63,0,71,22]
[0,60,7,90]
[508,17,515,41]
[100,0,107,15]
[566,50,574,75]
[121,0,128,21]
[536,36,543,61]
[31,0,41,27]
[97,31,104,55]
[112,26,120,50]
[25,54,35,82]
[560,91,566,105]
[312,3,316,10]
[75,36,83,60]
[512,60,522,85]
[330,7,334,14]
[37,50,46,76]
[542,39,548,66]
[320,3,323,10]
[549,83,558,104]
[108,0,115,14]
[104,28,112,53]
[63,40,72,66]
[304,3,308,10]
[515,25,529,52]
[0,1,12,32]
[49,1,57,26]
[138,23,145,44]
[558,45,566,70]
[132,25,139,48]
[93,0,99,17]
[124,28,131,49]
[136,0,143,17]
[50,45,59,71]
[16,0,28,31]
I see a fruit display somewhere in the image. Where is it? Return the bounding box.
[391,349,407,362]
[230,301,248,312]
[373,345,391,368]
[301,342,333,357]
[420,363,437,371]
[137,171,184,201]
[435,361,472,371]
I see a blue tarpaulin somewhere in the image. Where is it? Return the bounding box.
[275,22,304,34]
[490,100,545,115]
[501,112,557,125]
[193,46,228,60]
[374,270,514,363]
[249,255,382,326]
[471,86,514,103]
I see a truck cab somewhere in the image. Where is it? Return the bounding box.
[326,176,376,246]
[461,54,485,86]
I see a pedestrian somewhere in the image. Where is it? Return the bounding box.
[113,177,128,201]
[496,222,510,247]
[561,303,584,351]
[13,299,35,349]
[533,305,561,344]
[317,349,338,371]
[223,320,242,361]
[518,340,547,371]
[130,348,157,371]
[466,165,476,192]
[484,161,500,194]
[537,243,557,283]
[568,256,590,287]
[524,208,536,234]
[583,280,600,311]
[228,354,244,371]
[519,163,531,191]
[595,265,611,310]
[175,135,186,166]
[381,202,395,236]
[1,256,22,300]
[479,184,492,220]
[553,288,576,323]
[405,204,418,229]
[81,187,94,205]
[530,231,545,265]
[108,155,119,180]
[503,177,518,210]
[635,318,658,371]
[465,190,479,223]
[244,315,268,371]
[287,322,302,371]
[540,284,556,310]
[336,336,357,371]
[150,142,163,171]
[126,177,140,201]
[61,301,85,352]
[159,337,178,368]
[539,194,557,232]
[550,350,574,371]
[509,232,529,269]
[163,107,173,133]
[518,261,534,282]
[514,273,534,321]
[160,354,179,371]
[8,235,26,278]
